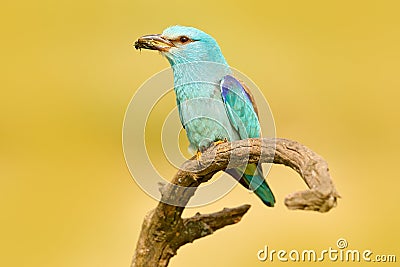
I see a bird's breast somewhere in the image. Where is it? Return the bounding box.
[175,84,239,151]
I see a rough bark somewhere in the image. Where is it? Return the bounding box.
[131,138,339,267]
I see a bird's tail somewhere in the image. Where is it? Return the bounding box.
[226,164,275,207]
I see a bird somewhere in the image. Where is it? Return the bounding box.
[134,25,275,207]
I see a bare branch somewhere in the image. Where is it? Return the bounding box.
[131,138,339,267]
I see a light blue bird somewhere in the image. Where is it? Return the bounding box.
[135,26,275,207]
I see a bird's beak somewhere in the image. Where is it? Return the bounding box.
[134,34,174,52]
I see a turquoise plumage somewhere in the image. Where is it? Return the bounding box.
[135,26,275,207]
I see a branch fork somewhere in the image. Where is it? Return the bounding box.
[131,138,339,267]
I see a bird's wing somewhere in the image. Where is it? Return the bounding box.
[220,75,261,139]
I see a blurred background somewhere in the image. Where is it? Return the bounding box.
[1,0,399,266]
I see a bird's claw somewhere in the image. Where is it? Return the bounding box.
[213,138,228,146]
[196,151,202,161]
[196,151,203,166]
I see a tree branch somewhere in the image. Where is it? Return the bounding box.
[131,138,339,267]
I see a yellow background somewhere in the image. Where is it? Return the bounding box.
[1,0,399,266]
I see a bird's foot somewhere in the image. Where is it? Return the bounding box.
[196,150,202,161]
[213,138,228,147]
[196,150,202,164]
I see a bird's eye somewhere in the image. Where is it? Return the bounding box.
[179,36,189,43]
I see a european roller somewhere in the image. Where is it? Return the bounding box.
[135,26,275,207]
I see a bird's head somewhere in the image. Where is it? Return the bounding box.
[134,26,228,66]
